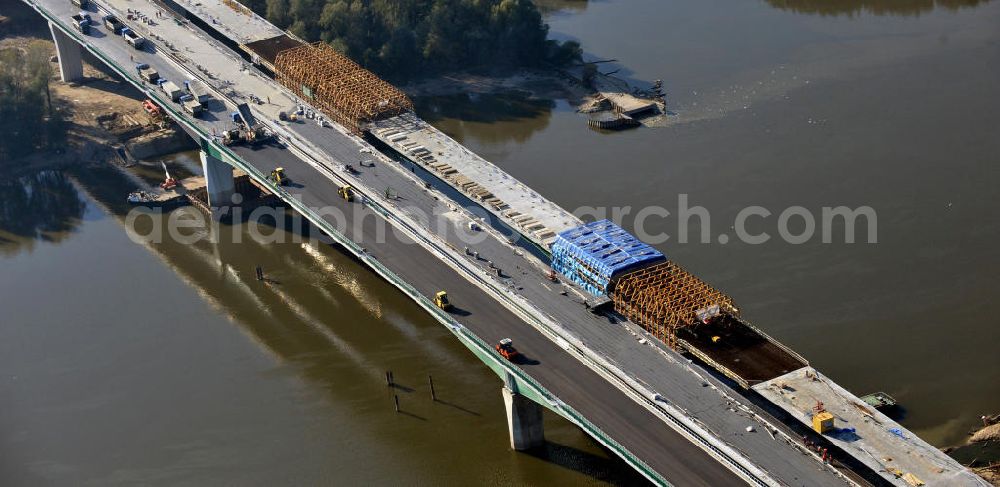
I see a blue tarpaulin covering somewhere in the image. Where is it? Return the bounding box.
[551,220,665,296]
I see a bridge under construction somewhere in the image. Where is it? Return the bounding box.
[22,0,989,484]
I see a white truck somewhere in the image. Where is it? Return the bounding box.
[122,28,145,49]
[70,12,91,35]
[184,79,211,106]
[160,80,183,102]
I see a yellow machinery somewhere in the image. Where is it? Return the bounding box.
[813,411,835,433]
[269,167,289,186]
[339,185,354,202]
[434,291,451,310]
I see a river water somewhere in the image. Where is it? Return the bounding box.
[2,0,999,485]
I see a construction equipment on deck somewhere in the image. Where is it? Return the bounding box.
[180,94,202,117]
[268,167,289,186]
[812,401,835,433]
[159,80,184,102]
[222,102,271,146]
[434,291,451,310]
[338,185,354,202]
[103,14,124,34]
[495,338,520,361]
[122,27,145,49]
[136,63,159,84]
[71,12,90,35]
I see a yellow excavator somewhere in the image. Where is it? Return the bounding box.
[339,185,354,202]
[269,167,289,186]
[434,291,451,310]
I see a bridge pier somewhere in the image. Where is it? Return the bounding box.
[49,23,83,82]
[502,386,545,450]
[200,150,235,219]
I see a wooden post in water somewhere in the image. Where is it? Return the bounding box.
[428,375,437,402]
[393,395,400,413]
[385,371,393,387]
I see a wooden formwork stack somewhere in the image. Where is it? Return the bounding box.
[612,261,737,349]
[273,43,413,133]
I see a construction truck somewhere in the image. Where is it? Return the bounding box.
[269,167,289,186]
[222,103,270,146]
[180,94,202,117]
[71,12,91,35]
[184,79,211,106]
[136,63,159,83]
[434,291,451,310]
[495,338,520,361]
[103,14,124,34]
[122,28,145,49]
[142,99,161,118]
[159,80,183,102]
[338,185,354,202]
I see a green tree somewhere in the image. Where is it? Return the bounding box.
[0,42,67,162]
[242,0,583,82]
[265,0,291,28]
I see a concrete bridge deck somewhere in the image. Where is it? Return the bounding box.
[27,0,986,485]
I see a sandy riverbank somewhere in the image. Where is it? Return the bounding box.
[1,7,194,175]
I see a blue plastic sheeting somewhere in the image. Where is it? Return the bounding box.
[551,220,665,296]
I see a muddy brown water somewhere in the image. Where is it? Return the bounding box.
[430,0,1000,450]
[0,158,647,485]
[2,0,1000,484]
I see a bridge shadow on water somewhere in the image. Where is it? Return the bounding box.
[527,440,651,485]
[40,158,651,484]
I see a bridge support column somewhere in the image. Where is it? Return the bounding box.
[49,23,83,82]
[502,386,545,450]
[200,150,235,219]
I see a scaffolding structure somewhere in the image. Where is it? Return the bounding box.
[273,43,413,132]
[612,261,738,349]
